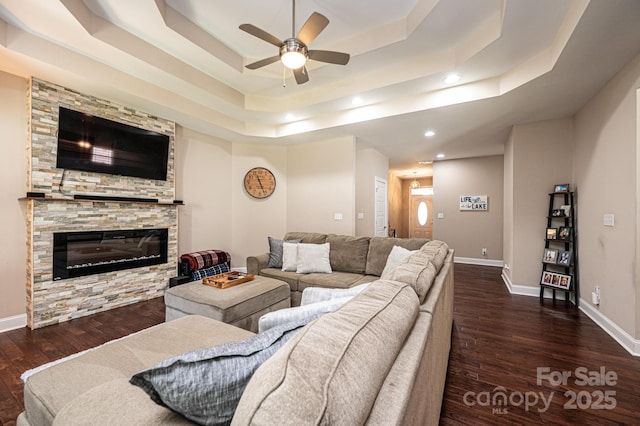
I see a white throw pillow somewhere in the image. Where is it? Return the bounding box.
[300,283,370,306]
[281,242,299,272]
[381,245,417,278]
[259,296,352,333]
[296,243,332,274]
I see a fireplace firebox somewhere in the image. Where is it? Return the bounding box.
[53,228,168,280]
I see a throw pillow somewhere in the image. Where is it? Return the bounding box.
[300,283,370,306]
[381,245,417,278]
[258,296,352,333]
[296,243,332,274]
[266,237,302,269]
[129,316,316,426]
[281,242,299,272]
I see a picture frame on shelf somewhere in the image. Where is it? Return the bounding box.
[551,209,565,217]
[557,250,572,266]
[560,204,571,216]
[559,226,572,240]
[546,228,558,240]
[556,273,571,290]
[543,248,559,264]
[554,183,570,193]
[541,271,553,285]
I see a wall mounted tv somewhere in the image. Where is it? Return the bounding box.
[56,107,170,181]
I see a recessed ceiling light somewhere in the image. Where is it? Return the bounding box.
[352,97,363,106]
[424,130,435,137]
[436,153,445,159]
[285,113,295,120]
[444,73,461,84]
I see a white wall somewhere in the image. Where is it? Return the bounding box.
[433,155,504,261]
[0,71,28,324]
[573,53,640,338]
[175,126,233,261]
[231,143,288,267]
[355,146,388,237]
[508,119,574,289]
[287,136,356,235]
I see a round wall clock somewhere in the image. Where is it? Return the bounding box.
[244,167,276,199]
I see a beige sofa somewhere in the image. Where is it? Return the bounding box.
[247,232,431,305]
[18,239,454,426]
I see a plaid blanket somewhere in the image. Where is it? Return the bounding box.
[191,263,230,281]
[180,250,231,270]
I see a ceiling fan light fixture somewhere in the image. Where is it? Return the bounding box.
[280,39,308,69]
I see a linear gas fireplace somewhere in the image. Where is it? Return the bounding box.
[53,228,168,280]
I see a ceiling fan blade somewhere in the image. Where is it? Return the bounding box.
[296,12,329,46]
[245,56,281,70]
[308,50,350,65]
[239,24,283,47]
[293,66,309,84]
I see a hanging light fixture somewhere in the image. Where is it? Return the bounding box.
[410,172,420,189]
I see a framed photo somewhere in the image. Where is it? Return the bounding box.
[560,205,571,216]
[551,209,565,217]
[558,226,572,240]
[541,271,553,285]
[542,248,558,264]
[546,228,557,240]
[555,273,572,290]
[557,250,572,266]
[554,183,570,193]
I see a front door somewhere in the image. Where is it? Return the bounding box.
[409,195,433,239]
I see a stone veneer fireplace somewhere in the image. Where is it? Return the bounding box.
[25,78,179,329]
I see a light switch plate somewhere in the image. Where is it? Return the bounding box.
[334,212,344,220]
[603,213,614,227]
[437,212,444,219]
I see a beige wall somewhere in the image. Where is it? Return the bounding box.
[573,54,640,338]
[287,136,356,235]
[503,130,515,282]
[506,119,574,288]
[432,156,503,260]
[231,143,288,267]
[175,126,233,261]
[0,71,28,321]
[355,146,388,237]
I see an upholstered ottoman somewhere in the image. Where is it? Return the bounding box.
[164,276,290,332]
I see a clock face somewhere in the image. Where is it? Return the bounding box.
[244,167,276,199]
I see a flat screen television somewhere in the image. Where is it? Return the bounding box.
[56,107,170,181]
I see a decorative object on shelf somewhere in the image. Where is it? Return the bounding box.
[459,195,488,211]
[554,183,570,193]
[542,248,559,264]
[557,250,572,266]
[540,189,578,306]
[558,226,572,240]
[410,172,420,190]
[244,167,276,199]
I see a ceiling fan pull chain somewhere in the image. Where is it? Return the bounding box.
[283,66,287,88]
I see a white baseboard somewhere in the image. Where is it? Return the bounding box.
[0,313,27,333]
[579,301,640,357]
[501,271,639,357]
[454,257,503,267]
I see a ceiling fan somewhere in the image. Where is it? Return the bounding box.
[239,0,350,84]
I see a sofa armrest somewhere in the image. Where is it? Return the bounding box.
[247,253,270,275]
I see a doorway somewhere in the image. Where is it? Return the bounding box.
[408,195,433,239]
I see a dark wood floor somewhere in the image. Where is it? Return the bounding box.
[1,264,639,425]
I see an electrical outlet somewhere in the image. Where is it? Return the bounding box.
[482,248,487,256]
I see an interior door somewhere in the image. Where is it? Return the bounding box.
[409,195,432,239]
[374,177,388,237]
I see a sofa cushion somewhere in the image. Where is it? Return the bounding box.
[365,237,430,276]
[232,280,419,425]
[296,243,332,273]
[258,297,352,333]
[326,234,370,274]
[300,282,370,305]
[281,242,300,272]
[283,231,327,244]
[384,240,450,303]
[130,316,315,426]
[266,237,302,269]
[381,245,417,278]
[298,270,367,292]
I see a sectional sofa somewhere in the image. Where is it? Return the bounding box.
[18,235,454,425]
